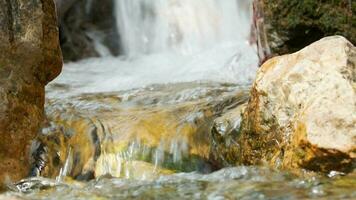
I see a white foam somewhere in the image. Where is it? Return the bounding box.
[47,0,258,97]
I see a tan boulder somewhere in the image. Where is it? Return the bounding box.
[239,36,356,172]
[0,0,62,189]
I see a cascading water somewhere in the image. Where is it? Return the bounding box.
[5,1,356,199]
[115,0,251,56]
[41,0,259,181]
[40,0,259,180]
[48,0,258,97]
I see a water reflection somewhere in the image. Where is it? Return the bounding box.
[7,167,356,200]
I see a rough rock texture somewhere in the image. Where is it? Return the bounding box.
[239,36,356,172]
[0,0,62,189]
[55,0,120,61]
[252,0,356,62]
[210,101,248,168]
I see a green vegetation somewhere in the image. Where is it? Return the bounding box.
[263,0,355,54]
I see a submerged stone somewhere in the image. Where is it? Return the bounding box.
[239,36,356,172]
[35,83,249,180]
[0,0,62,189]
[210,101,248,168]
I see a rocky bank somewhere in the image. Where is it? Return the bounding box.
[0,0,62,189]
[236,36,355,172]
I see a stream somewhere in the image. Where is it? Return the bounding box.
[2,0,355,199]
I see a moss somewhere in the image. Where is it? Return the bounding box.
[262,0,355,54]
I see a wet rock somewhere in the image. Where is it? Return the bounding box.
[35,83,247,180]
[38,102,215,179]
[95,157,174,180]
[252,0,356,62]
[210,95,249,168]
[0,0,62,189]
[239,36,356,172]
[55,0,120,61]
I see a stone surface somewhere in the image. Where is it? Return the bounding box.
[32,83,248,180]
[252,0,356,61]
[0,0,62,189]
[239,36,356,172]
[210,101,248,168]
[55,0,120,61]
[38,100,218,179]
[95,158,174,180]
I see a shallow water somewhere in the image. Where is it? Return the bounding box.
[2,81,351,200]
[2,0,356,199]
[41,82,250,179]
[47,41,257,98]
[5,167,356,200]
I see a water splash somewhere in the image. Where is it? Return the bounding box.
[56,147,73,182]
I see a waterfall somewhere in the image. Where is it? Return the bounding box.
[115,0,252,56]
[43,0,260,183]
[49,0,258,97]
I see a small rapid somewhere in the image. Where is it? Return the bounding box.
[3,0,355,199]
[48,0,258,98]
[40,0,259,184]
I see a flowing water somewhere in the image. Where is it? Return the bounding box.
[6,167,356,200]
[2,0,356,199]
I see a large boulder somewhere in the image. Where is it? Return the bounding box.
[239,36,355,172]
[252,0,356,62]
[0,0,62,189]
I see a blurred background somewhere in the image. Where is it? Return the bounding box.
[55,0,355,63]
[55,0,252,62]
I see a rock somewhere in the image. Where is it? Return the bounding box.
[56,0,120,61]
[95,157,174,180]
[239,36,356,172]
[252,0,356,62]
[33,83,248,180]
[55,0,76,20]
[210,95,249,168]
[0,0,62,189]
[38,101,216,180]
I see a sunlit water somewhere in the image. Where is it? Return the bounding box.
[2,0,355,199]
[6,167,356,199]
